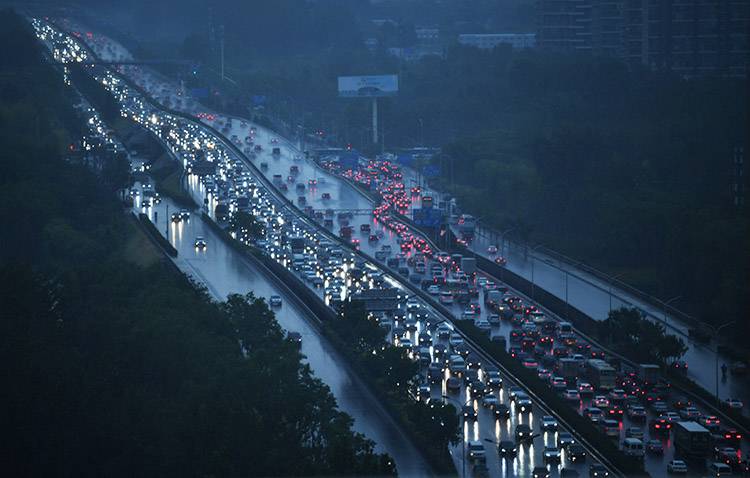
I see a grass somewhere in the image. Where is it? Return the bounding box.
[120,216,162,267]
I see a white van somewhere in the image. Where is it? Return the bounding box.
[622,438,644,458]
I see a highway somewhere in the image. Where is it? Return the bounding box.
[57,23,611,478]
[40,18,749,478]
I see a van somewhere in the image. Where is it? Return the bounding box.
[558,321,573,335]
[622,438,644,458]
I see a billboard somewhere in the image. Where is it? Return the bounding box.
[338,75,398,97]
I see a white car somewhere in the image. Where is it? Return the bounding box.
[667,460,687,474]
[475,319,491,330]
[724,398,744,410]
[427,285,441,295]
[439,291,453,305]
[467,440,486,461]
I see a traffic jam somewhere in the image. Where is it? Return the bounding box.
[38,19,749,478]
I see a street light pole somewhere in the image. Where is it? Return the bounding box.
[442,395,471,478]
[662,295,682,327]
[608,272,626,315]
[711,320,735,404]
[529,243,545,301]
[501,227,516,257]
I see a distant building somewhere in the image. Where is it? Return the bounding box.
[536,0,749,77]
[416,27,440,45]
[458,33,537,49]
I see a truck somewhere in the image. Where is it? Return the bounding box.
[461,257,477,276]
[558,357,580,381]
[673,421,710,458]
[638,364,660,385]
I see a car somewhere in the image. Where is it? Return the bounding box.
[485,370,503,388]
[721,428,742,444]
[321,192,331,200]
[679,406,701,419]
[667,460,688,474]
[498,439,517,457]
[462,405,478,421]
[427,285,440,295]
[699,415,721,430]
[563,389,581,402]
[194,236,207,249]
[482,394,499,408]
[600,420,619,437]
[593,395,610,408]
[446,377,461,391]
[171,212,182,222]
[584,407,603,423]
[724,398,744,410]
[560,468,580,478]
[626,427,644,439]
[550,376,567,391]
[589,463,609,478]
[541,415,558,431]
[578,382,595,395]
[568,444,587,463]
[516,397,533,413]
[646,439,663,454]
[493,403,510,420]
[557,432,575,449]
[650,418,672,433]
[179,208,190,219]
[269,295,282,307]
[488,245,498,254]
[627,405,647,421]
[661,411,681,423]
[652,401,668,414]
[543,446,561,463]
[467,440,485,461]
[533,466,550,478]
[515,424,533,442]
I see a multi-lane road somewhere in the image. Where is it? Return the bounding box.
[37,17,749,478]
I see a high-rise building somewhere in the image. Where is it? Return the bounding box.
[537,0,749,77]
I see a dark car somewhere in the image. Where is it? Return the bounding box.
[568,444,587,463]
[589,463,609,478]
[515,424,533,442]
[533,466,550,478]
[462,405,478,421]
[498,440,517,457]
[493,403,511,420]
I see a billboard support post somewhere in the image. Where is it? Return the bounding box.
[372,97,378,144]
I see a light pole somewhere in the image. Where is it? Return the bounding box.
[501,227,516,258]
[442,395,472,478]
[662,295,682,327]
[418,118,424,146]
[563,260,584,319]
[709,320,735,404]
[608,272,627,315]
[529,243,545,301]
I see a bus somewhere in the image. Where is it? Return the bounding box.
[586,359,616,390]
